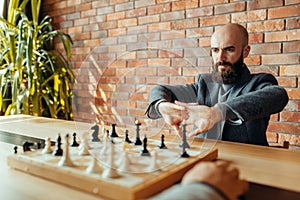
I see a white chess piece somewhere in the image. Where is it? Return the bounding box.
[148,150,159,172]
[102,140,121,178]
[118,150,131,172]
[78,132,90,156]
[58,134,75,167]
[42,137,53,154]
[86,156,103,174]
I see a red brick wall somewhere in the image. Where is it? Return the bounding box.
[42,0,300,147]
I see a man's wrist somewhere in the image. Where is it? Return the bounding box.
[155,99,167,116]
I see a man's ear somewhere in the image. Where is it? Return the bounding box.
[243,45,250,58]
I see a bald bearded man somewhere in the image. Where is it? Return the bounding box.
[146,23,288,146]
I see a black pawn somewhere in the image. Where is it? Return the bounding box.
[180,146,190,158]
[71,132,79,147]
[124,130,132,143]
[179,124,190,149]
[53,134,63,156]
[159,134,167,149]
[110,124,119,138]
[14,146,18,154]
[134,121,142,145]
[140,135,150,156]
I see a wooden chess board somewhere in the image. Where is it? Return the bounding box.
[7,135,218,200]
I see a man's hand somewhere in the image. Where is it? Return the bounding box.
[182,160,249,200]
[175,101,223,137]
[158,101,186,136]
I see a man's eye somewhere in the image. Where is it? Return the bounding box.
[227,48,234,52]
[212,48,219,53]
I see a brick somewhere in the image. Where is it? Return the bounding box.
[215,2,245,15]
[280,65,300,76]
[148,3,171,15]
[244,55,261,66]
[249,66,278,76]
[83,24,99,32]
[135,67,157,76]
[92,1,109,8]
[286,18,300,30]
[108,28,126,37]
[99,21,117,30]
[148,58,171,67]
[200,0,227,7]
[97,6,114,15]
[284,100,300,112]
[283,41,300,53]
[262,54,299,65]
[277,77,297,87]
[127,25,148,34]
[138,15,160,25]
[90,15,106,24]
[68,26,83,34]
[186,7,213,18]
[170,76,193,84]
[270,113,279,121]
[146,76,169,84]
[125,76,146,84]
[266,131,278,143]
[171,1,198,11]
[249,33,264,44]
[83,39,100,47]
[285,0,300,4]
[66,12,80,20]
[286,88,300,100]
[172,18,199,30]
[247,0,283,10]
[74,18,89,26]
[108,44,126,53]
[172,38,198,48]
[265,30,300,42]
[148,22,171,32]
[115,2,134,12]
[161,10,185,22]
[137,50,158,59]
[281,111,300,122]
[247,20,285,33]
[200,15,230,27]
[232,10,266,23]
[185,48,210,58]
[161,30,185,40]
[109,0,129,5]
[187,27,213,38]
[75,3,92,12]
[118,35,138,43]
[250,43,281,55]
[158,49,183,58]
[118,18,138,27]
[135,0,156,8]
[148,40,172,49]
[127,60,147,68]
[107,12,125,21]
[138,32,160,42]
[157,67,181,76]
[126,8,147,18]
[268,121,300,134]
[278,134,300,146]
[268,5,300,19]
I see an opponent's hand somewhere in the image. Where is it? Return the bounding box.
[175,101,223,137]
[158,101,187,136]
[182,160,249,200]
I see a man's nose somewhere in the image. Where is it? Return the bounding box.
[218,50,226,62]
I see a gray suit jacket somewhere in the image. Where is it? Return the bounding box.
[146,65,289,146]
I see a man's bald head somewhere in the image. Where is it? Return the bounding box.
[212,23,249,48]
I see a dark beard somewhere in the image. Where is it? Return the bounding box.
[212,55,244,84]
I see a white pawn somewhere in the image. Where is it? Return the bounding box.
[86,156,103,174]
[118,150,131,172]
[102,140,121,178]
[58,134,75,167]
[100,130,110,155]
[78,132,90,156]
[148,151,159,172]
[42,137,53,154]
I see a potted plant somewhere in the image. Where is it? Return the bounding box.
[0,0,75,119]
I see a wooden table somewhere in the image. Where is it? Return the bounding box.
[1,114,300,199]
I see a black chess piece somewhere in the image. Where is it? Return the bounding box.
[180,146,190,158]
[179,124,190,149]
[159,134,167,149]
[134,121,142,145]
[140,135,150,156]
[71,132,80,147]
[91,124,101,142]
[22,141,34,152]
[53,134,63,156]
[124,130,132,143]
[14,146,18,154]
[110,124,119,138]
